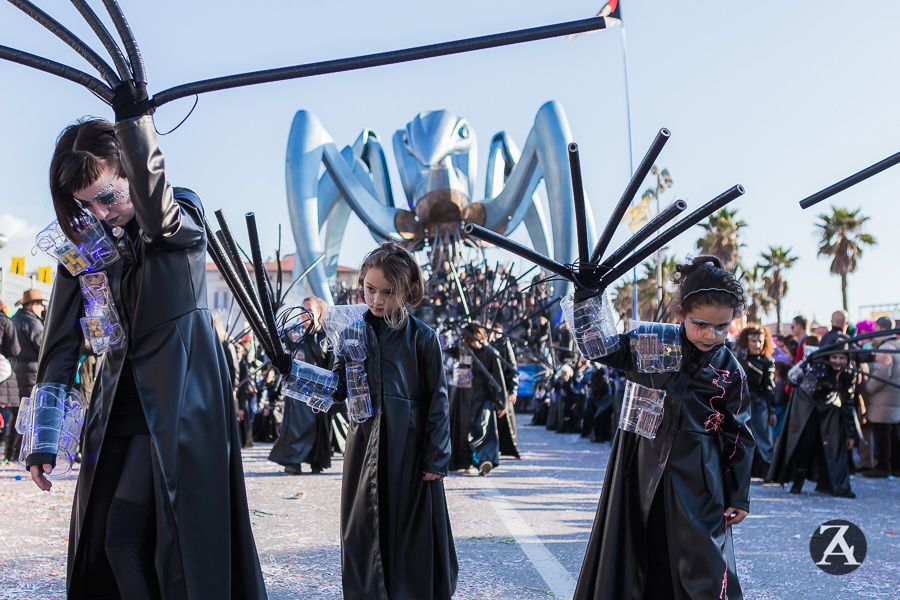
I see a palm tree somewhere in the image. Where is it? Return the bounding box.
[815,207,877,311]
[738,263,774,325]
[758,246,799,333]
[612,253,678,323]
[695,208,747,272]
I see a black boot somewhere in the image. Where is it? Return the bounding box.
[790,469,807,494]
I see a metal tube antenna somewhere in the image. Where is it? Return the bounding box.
[214,209,263,316]
[0,44,114,101]
[799,149,900,209]
[151,17,606,107]
[463,223,575,282]
[567,143,590,265]
[597,185,745,288]
[6,0,121,86]
[101,0,146,82]
[245,213,290,373]
[599,199,687,273]
[70,0,132,81]
[204,218,275,359]
[590,128,670,264]
[213,230,267,333]
[809,328,900,357]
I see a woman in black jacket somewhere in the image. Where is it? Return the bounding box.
[736,324,777,477]
[24,83,266,599]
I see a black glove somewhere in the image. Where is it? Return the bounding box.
[112,80,155,122]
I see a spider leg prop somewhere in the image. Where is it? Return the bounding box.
[6,0,121,86]
[590,129,671,264]
[149,17,607,108]
[799,149,900,209]
[69,0,131,81]
[0,44,112,101]
[100,0,146,82]
[246,213,291,375]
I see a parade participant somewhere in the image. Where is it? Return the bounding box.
[861,317,900,477]
[269,296,334,474]
[0,305,21,462]
[768,336,858,497]
[490,321,521,460]
[24,82,267,599]
[332,242,457,600]
[736,324,777,477]
[574,255,754,600]
[463,322,507,475]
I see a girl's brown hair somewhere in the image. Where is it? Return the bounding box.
[737,324,775,357]
[358,242,425,329]
[49,117,126,241]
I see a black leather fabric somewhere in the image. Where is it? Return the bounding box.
[767,368,856,495]
[333,311,458,600]
[30,115,267,599]
[574,326,754,600]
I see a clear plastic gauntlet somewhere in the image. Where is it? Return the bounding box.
[34,216,119,276]
[561,291,620,360]
[451,353,473,388]
[322,304,369,360]
[627,321,682,373]
[282,359,338,413]
[79,272,126,353]
[345,361,373,423]
[16,383,87,477]
[618,380,665,440]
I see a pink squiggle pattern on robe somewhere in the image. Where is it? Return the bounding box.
[705,365,747,599]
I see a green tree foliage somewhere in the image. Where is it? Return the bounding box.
[815,207,876,311]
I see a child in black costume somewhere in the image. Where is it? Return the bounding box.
[575,255,754,600]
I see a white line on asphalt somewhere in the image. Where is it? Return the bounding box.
[480,479,576,599]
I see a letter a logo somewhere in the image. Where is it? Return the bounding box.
[809,519,867,575]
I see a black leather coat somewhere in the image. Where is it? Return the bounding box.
[29,116,266,599]
[268,329,333,470]
[333,311,457,600]
[575,326,754,600]
[767,367,857,495]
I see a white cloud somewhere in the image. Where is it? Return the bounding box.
[0,213,54,270]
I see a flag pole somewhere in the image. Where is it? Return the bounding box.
[618,24,639,323]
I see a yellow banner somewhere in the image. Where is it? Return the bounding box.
[37,267,53,284]
[10,257,24,275]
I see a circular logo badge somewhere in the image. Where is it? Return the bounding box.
[809,519,867,575]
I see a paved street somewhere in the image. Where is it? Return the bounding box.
[1,417,898,599]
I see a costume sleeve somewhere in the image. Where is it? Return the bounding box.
[592,334,633,371]
[421,329,451,475]
[27,264,85,468]
[114,115,204,249]
[331,351,348,405]
[719,368,754,513]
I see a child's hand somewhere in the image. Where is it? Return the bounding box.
[724,507,747,526]
[422,472,445,482]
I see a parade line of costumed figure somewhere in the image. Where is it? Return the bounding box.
[767,334,859,498]
[20,82,267,599]
[572,255,755,600]
[735,324,777,478]
[328,243,458,600]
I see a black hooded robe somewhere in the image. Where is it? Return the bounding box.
[574,327,754,600]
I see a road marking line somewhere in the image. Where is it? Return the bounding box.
[480,479,576,599]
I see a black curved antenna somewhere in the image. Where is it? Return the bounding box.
[150,17,607,107]
[101,0,146,82]
[69,0,132,81]
[6,0,121,86]
[0,44,113,101]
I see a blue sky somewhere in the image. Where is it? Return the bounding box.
[0,0,897,325]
